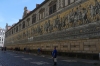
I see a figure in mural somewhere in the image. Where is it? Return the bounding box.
[61,17,66,28]
[67,12,71,23]
[70,9,75,22]
[59,17,66,28]
[47,20,51,32]
[40,26,43,34]
[82,8,88,24]
[44,20,50,33]
[44,21,47,32]
[54,15,60,29]
[88,0,100,21]
[64,13,70,27]
[89,4,96,20]
[76,6,83,25]
[44,21,49,33]
[95,0,100,14]
[77,6,82,20]
[33,28,34,35]
[37,25,42,34]
[49,24,53,33]
[68,9,75,26]
[74,8,79,26]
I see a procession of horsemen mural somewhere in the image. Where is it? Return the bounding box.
[31,0,100,36]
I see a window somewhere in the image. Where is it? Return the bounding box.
[16,26,18,32]
[62,0,65,7]
[3,33,5,35]
[12,29,13,34]
[19,24,21,30]
[68,0,70,5]
[22,21,25,29]
[14,28,16,33]
[27,18,30,26]
[2,38,3,41]
[49,4,56,15]
[39,8,45,20]
[32,14,36,24]
[65,0,71,6]
[59,0,61,8]
[49,0,57,15]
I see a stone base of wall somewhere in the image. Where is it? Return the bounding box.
[6,38,100,53]
[6,38,100,60]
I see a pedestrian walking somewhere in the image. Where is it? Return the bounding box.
[40,48,42,54]
[37,48,40,55]
[1,47,3,51]
[4,47,6,51]
[52,47,57,66]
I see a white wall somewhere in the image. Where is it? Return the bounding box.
[0,29,5,47]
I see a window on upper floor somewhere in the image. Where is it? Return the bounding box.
[59,0,61,8]
[39,8,45,20]
[68,0,70,5]
[13,28,15,33]
[9,31,11,35]
[2,38,3,41]
[49,0,57,15]
[65,0,76,6]
[27,18,30,26]
[65,0,70,6]
[22,21,25,29]
[16,26,18,32]
[32,14,36,24]
[19,24,21,30]
[3,32,5,35]
[62,0,65,7]
[12,29,13,34]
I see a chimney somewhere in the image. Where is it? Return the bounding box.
[36,4,40,8]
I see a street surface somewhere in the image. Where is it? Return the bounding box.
[0,50,99,66]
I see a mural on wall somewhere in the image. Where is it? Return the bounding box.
[63,0,100,27]
[17,0,100,38]
[29,0,100,36]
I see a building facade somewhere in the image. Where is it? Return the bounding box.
[5,0,100,59]
[0,28,5,47]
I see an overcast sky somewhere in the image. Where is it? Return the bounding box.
[0,0,44,29]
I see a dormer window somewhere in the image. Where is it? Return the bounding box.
[32,14,36,24]
[22,21,25,29]
[19,24,21,30]
[49,0,57,15]
[27,18,30,26]
[16,26,18,32]
[39,8,45,20]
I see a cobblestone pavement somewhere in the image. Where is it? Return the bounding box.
[0,50,99,66]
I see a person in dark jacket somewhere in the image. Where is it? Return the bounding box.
[4,47,6,51]
[52,47,57,66]
[37,48,41,55]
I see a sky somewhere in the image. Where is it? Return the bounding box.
[0,0,44,29]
